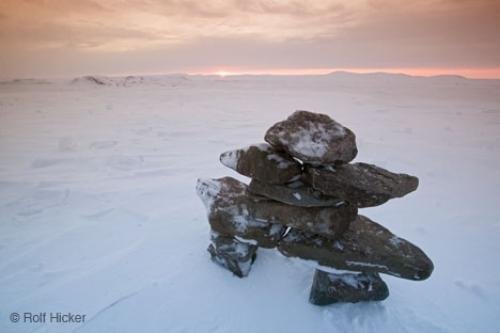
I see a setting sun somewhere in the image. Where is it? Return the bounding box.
[215,71,232,77]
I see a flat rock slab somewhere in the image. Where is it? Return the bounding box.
[197,177,356,241]
[278,215,433,280]
[248,179,344,207]
[208,232,258,278]
[309,270,389,305]
[265,110,357,165]
[220,143,301,184]
[306,163,419,207]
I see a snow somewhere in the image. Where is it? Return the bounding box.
[254,142,272,152]
[234,236,258,245]
[195,178,221,210]
[228,205,253,232]
[266,153,294,169]
[329,273,362,289]
[1,73,500,332]
[219,150,240,169]
[290,257,360,275]
[281,116,347,159]
[288,123,330,158]
[345,261,389,270]
[389,236,405,247]
[221,142,295,170]
[269,223,286,236]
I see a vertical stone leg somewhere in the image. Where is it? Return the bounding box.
[207,231,258,278]
[309,269,389,305]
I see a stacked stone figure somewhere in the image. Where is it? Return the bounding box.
[197,110,433,305]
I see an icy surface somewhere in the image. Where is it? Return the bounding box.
[1,73,500,332]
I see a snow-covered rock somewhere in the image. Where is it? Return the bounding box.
[220,143,301,184]
[196,177,356,241]
[309,270,389,305]
[265,110,357,165]
[196,177,286,247]
[207,232,258,278]
[305,162,419,207]
[248,179,343,207]
[278,215,434,280]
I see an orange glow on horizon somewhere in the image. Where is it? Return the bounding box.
[198,67,500,79]
[215,70,233,77]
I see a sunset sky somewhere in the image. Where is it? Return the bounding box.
[1,0,499,78]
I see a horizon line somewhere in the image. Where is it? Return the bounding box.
[4,68,500,81]
[190,67,500,79]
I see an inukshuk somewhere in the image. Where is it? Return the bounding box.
[196,110,433,305]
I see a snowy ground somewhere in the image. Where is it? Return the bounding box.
[1,73,500,332]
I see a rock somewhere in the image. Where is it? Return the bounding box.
[196,177,356,241]
[220,143,301,184]
[309,270,389,305]
[306,163,419,207]
[264,110,357,165]
[208,231,258,278]
[278,215,434,280]
[197,177,286,248]
[248,179,344,207]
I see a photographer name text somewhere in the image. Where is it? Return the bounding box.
[10,312,86,324]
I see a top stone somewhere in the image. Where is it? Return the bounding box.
[265,110,357,165]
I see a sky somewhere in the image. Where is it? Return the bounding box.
[0,0,499,78]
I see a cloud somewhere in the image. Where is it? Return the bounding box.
[0,0,364,51]
[329,0,500,67]
[0,0,499,77]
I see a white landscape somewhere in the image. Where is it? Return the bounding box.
[1,72,500,332]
